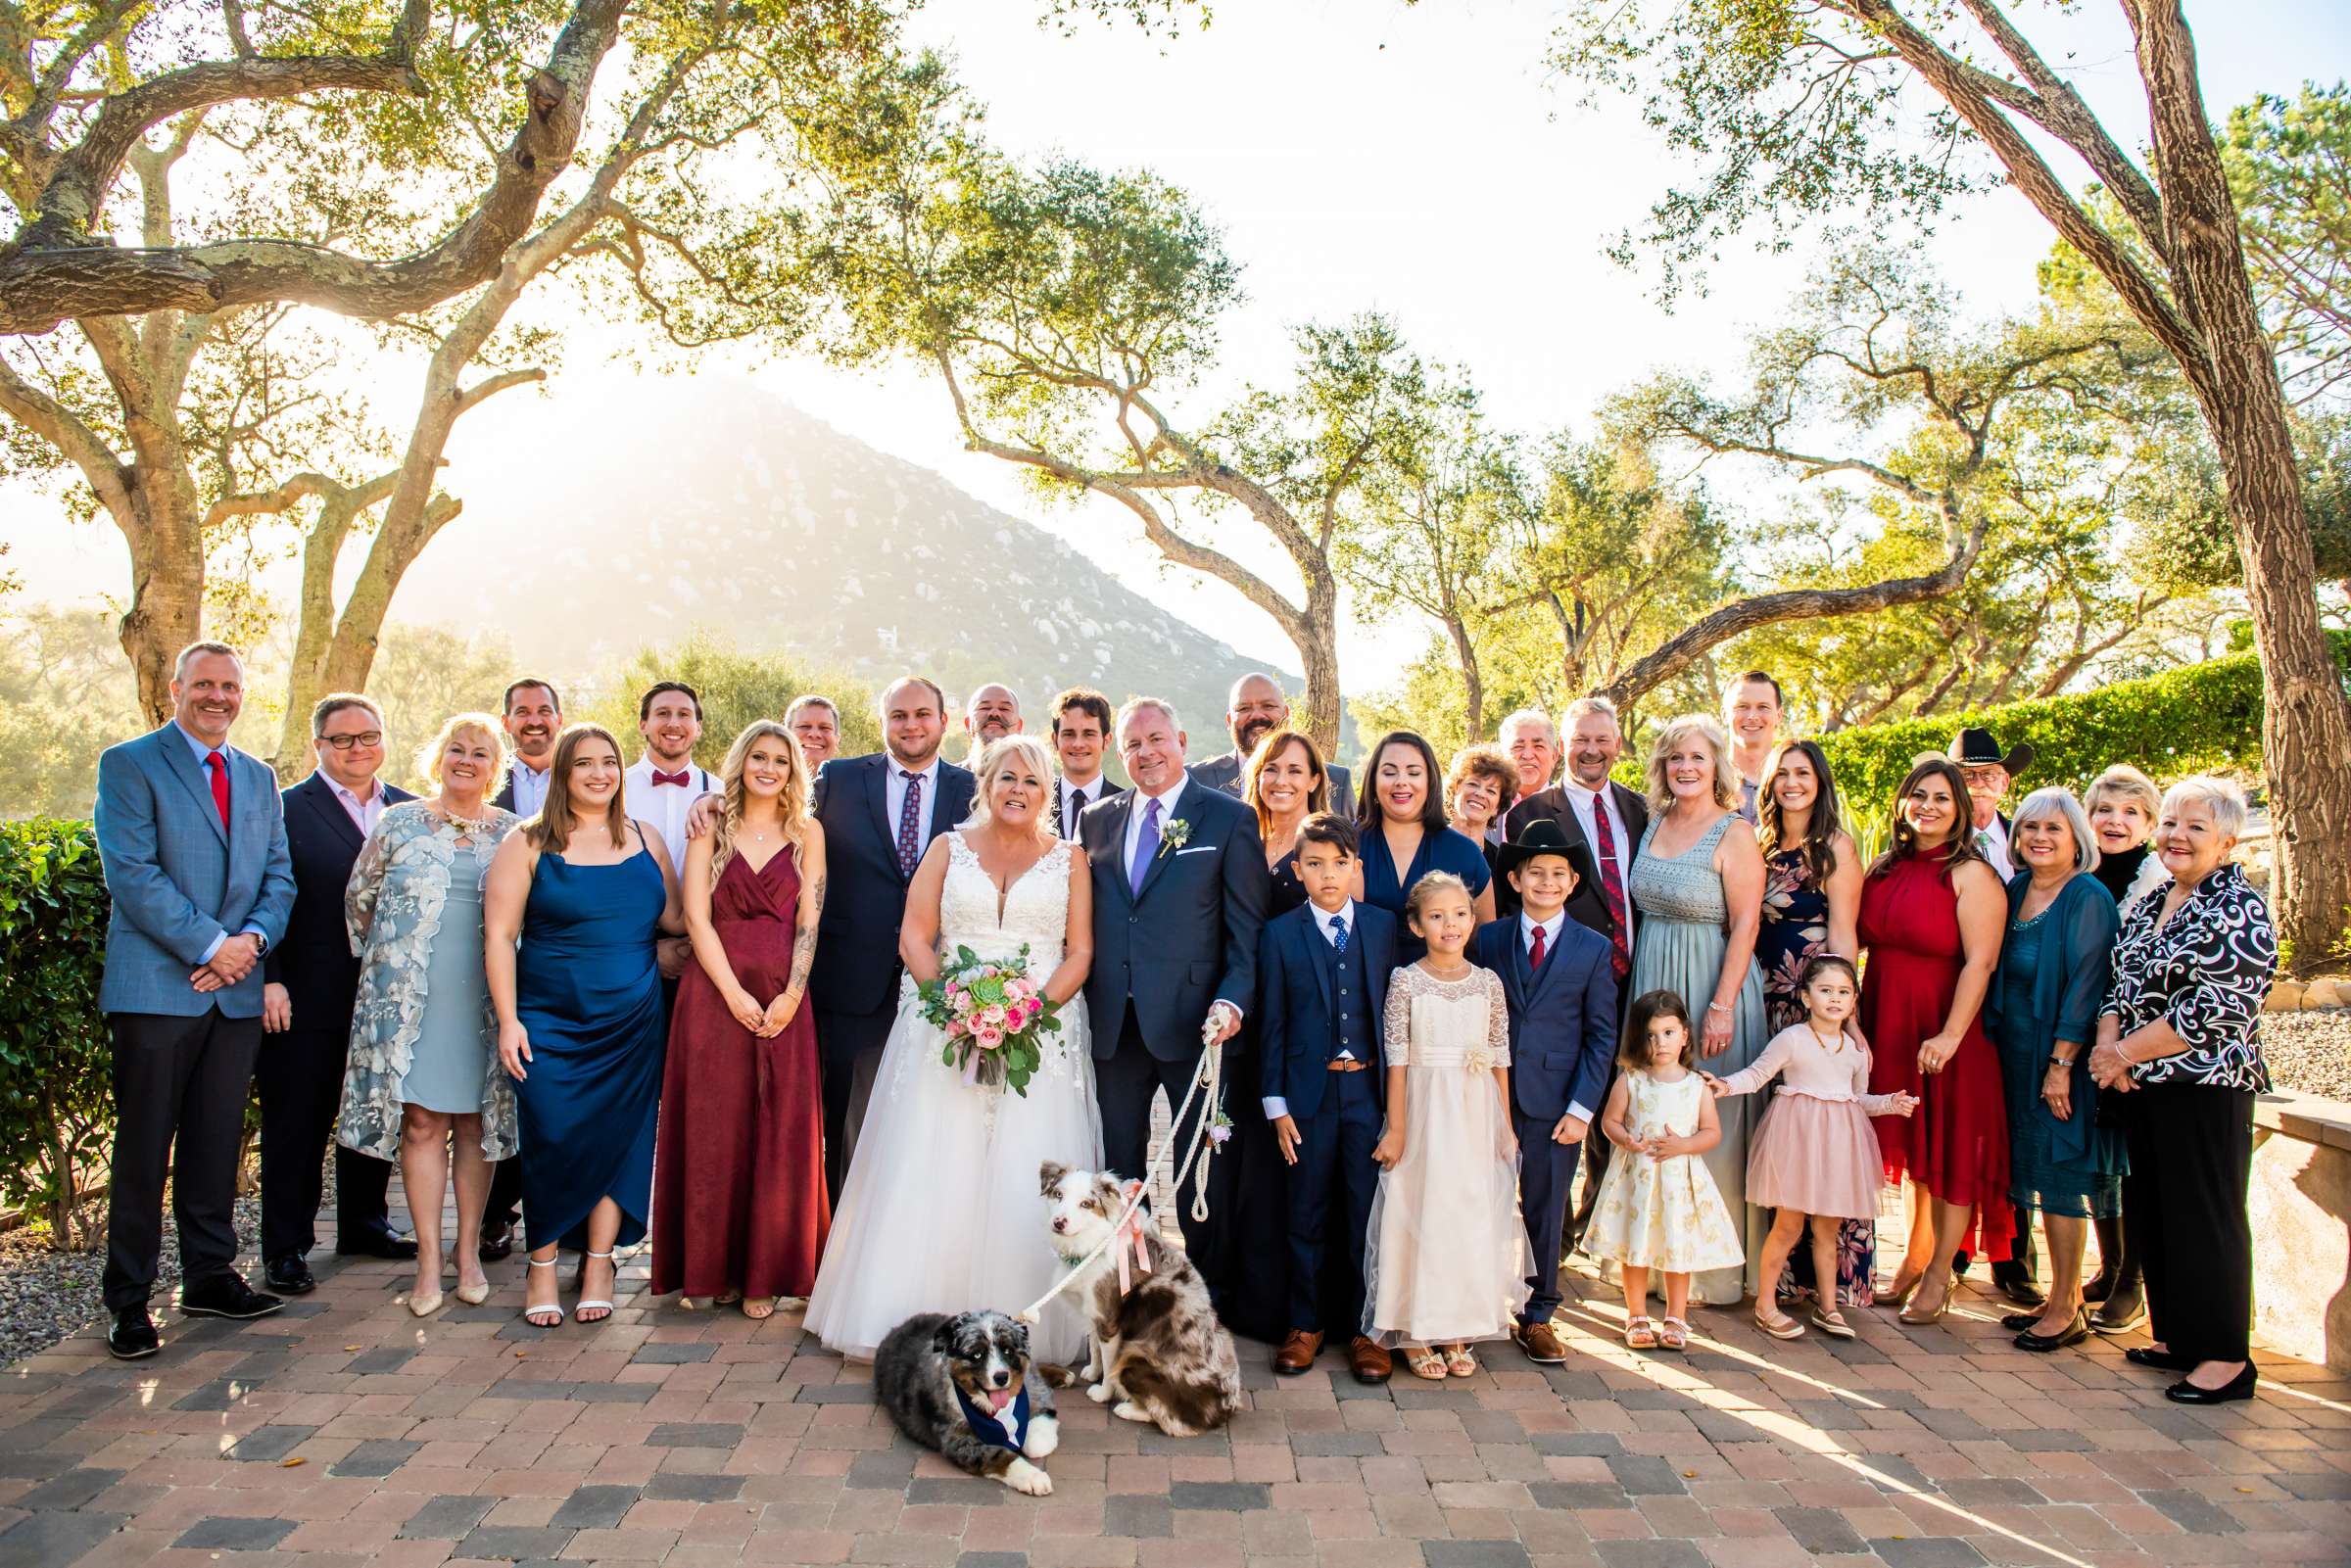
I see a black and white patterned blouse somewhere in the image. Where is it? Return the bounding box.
[2101,861,2275,1092]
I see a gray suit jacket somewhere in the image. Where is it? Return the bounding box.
[94,724,295,1020]
[1189,751,1355,819]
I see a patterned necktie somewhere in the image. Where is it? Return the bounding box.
[651,769,691,787]
[1528,921,1548,971]
[204,750,230,832]
[1130,796,1162,897]
[895,769,924,876]
[1589,796,1632,979]
[1328,912,1349,954]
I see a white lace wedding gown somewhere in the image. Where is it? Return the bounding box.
[804,833,1102,1361]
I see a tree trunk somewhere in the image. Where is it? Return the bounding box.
[1294,568,1346,760]
[116,470,205,728]
[1444,610,1485,738]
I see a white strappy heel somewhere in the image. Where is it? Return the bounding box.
[521,1257,563,1328]
[574,1250,616,1324]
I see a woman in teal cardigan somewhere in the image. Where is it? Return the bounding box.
[1985,786,2120,1354]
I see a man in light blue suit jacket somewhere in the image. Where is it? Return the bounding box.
[92,641,295,1358]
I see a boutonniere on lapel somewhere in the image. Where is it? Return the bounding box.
[1156,819,1193,859]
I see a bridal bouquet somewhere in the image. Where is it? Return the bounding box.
[917,944,1063,1097]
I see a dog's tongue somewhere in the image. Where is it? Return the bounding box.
[982,1387,1016,1413]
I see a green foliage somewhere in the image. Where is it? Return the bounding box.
[0,820,115,1251]
[1813,633,2351,831]
[2221,81,2351,408]
[577,631,880,771]
[0,606,146,819]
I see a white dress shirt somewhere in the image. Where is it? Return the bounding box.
[508,759,552,818]
[1264,898,1361,1119]
[1976,815,2015,883]
[325,774,389,839]
[1521,910,1597,1125]
[626,756,716,860]
[1562,781,1636,952]
[886,756,942,852]
[1060,773,1107,840]
[1123,773,1189,878]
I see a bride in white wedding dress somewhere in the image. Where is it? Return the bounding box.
[805,736,1103,1361]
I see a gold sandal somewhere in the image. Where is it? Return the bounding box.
[1444,1345,1477,1377]
[1405,1347,1449,1380]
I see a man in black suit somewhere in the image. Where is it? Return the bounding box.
[1080,697,1270,1274]
[1501,694,1648,1255]
[478,676,561,1260]
[259,695,418,1293]
[1047,686,1120,839]
[810,676,976,1200]
[1188,672,1354,817]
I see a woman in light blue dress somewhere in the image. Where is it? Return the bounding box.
[1627,714,1769,1306]
[342,714,520,1316]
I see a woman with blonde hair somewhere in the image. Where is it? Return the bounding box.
[341,713,520,1316]
[1625,713,1769,1305]
[651,721,831,1317]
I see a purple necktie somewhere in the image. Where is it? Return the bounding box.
[895,769,924,877]
[1130,796,1162,897]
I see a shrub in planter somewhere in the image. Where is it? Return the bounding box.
[0,819,115,1250]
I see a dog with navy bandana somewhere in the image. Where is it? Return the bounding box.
[873,1310,1062,1495]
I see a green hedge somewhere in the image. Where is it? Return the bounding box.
[1813,632,2351,828]
[0,819,115,1249]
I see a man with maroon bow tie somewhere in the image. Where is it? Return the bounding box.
[626,681,715,995]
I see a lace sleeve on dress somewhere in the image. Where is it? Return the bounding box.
[345,808,400,957]
[1383,966,1415,1068]
[1484,968,1510,1066]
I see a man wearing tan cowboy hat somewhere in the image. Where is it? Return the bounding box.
[1948,724,2046,1308]
[1949,727,2035,887]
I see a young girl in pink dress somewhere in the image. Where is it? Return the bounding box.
[1362,873,1529,1381]
[1709,955,1917,1341]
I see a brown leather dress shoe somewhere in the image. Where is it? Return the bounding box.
[1272,1329,1323,1375]
[1514,1318,1568,1363]
[1348,1336,1393,1384]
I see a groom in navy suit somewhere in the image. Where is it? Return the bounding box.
[1080,697,1270,1276]
[1471,819,1617,1365]
[809,676,975,1200]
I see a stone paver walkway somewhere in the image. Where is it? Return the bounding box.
[2,1207,2347,1568]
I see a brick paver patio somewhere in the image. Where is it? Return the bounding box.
[2,1190,2346,1568]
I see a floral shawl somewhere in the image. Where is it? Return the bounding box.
[336,802,520,1161]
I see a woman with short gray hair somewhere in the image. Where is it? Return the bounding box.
[1984,787,2121,1353]
[2088,776,2275,1404]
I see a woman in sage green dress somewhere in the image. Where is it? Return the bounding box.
[342,713,520,1317]
[1627,714,1769,1306]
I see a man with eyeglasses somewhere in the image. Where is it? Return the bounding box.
[259,694,417,1294]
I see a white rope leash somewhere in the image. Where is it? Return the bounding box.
[1015,1029,1224,1325]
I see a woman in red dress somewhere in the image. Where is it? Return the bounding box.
[1859,754,2012,1327]
[651,720,830,1315]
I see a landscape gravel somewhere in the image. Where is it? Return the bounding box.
[0,1190,263,1369]
[2261,1007,2351,1100]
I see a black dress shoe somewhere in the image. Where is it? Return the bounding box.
[264,1257,316,1295]
[1999,1310,2040,1332]
[479,1222,515,1262]
[178,1274,284,1320]
[2166,1362,2258,1404]
[2015,1309,2090,1354]
[2081,1267,2115,1305]
[2126,1346,2197,1372]
[108,1307,161,1360]
[1991,1265,2045,1308]
[2090,1283,2146,1334]
[1951,1250,1971,1277]
[335,1226,419,1260]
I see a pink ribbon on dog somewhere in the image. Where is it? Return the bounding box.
[1115,1180,1153,1296]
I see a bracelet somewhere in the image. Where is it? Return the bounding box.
[1706,1001,1732,1014]
[2047,1056,2076,1070]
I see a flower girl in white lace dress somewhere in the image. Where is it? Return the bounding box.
[1363,873,1530,1380]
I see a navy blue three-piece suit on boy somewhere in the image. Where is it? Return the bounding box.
[1470,914,1618,1328]
[1258,898,1397,1336]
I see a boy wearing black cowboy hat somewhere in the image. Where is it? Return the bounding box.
[1946,726,2049,1308]
[1471,820,1618,1364]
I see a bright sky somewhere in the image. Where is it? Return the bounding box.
[6,0,2345,691]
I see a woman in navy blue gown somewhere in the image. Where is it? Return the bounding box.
[1354,730,1494,964]
[486,723,685,1327]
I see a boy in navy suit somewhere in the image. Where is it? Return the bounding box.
[1472,819,1618,1364]
[1260,813,1397,1386]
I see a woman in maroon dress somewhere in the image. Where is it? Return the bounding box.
[1859,754,2012,1327]
[652,721,830,1315]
